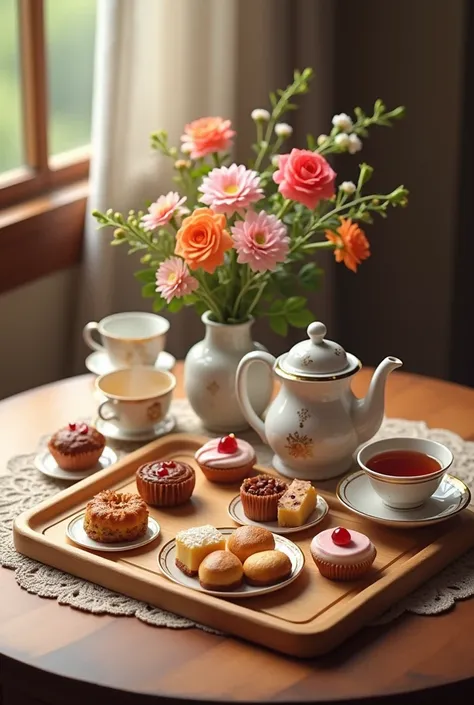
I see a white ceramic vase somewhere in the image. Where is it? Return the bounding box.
[184,311,273,433]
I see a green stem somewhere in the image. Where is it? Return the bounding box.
[211,152,221,168]
[276,199,291,220]
[247,280,268,316]
[196,273,224,322]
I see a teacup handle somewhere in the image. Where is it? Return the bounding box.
[98,400,119,422]
[83,321,104,353]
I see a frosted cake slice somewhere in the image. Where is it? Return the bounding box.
[175,525,226,576]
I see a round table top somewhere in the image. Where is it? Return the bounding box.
[1,365,474,704]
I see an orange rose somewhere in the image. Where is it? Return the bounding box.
[175,208,233,274]
[325,218,370,272]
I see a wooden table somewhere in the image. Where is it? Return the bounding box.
[1,365,474,705]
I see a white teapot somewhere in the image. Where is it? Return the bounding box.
[235,322,402,481]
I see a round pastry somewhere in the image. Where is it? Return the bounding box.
[198,550,244,591]
[227,525,275,563]
[310,526,377,581]
[240,475,288,522]
[48,422,105,471]
[243,550,292,587]
[136,460,195,506]
[83,490,149,543]
[195,434,256,484]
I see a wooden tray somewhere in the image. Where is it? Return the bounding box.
[13,433,474,658]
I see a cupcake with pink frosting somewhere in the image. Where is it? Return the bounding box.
[195,434,256,484]
[310,526,376,581]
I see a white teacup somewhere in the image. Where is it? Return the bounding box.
[83,312,170,368]
[96,367,175,432]
[357,437,453,510]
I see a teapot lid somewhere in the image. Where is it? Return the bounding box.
[277,322,361,380]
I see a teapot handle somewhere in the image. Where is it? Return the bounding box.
[235,351,274,444]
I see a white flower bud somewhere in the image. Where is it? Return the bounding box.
[275,122,293,138]
[317,134,328,146]
[348,133,362,154]
[251,108,271,122]
[332,113,353,133]
[339,181,356,195]
[181,143,193,154]
[334,133,350,150]
[271,155,280,167]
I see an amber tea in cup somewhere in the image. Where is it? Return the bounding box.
[365,450,441,478]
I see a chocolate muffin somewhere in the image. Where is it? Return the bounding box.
[240,475,288,522]
[48,422,106,471]
[136,460,195,506]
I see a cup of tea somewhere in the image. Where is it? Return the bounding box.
[356,437,453,509]
[83,312,170,368]
[96,367,176,432]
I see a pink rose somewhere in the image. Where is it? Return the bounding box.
[273,148,336,209]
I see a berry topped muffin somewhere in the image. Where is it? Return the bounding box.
[240,475,288,522]
[195,433,256,484]
[136,460,195,506]
[48,422,106,471]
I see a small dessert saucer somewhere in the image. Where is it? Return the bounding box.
[158,528,304,599]
[228,495,329,535]
[85,350,176,376]
[337,470,471,528]
[67,515,161,552]
[94,414,176,442]
[34,446,117,481]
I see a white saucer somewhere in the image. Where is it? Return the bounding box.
[228,494,329,535]
[94,414,176,442]
[34,446,117,481]
[337,470,471,528]
[67,514,160,552]
[158,528,305,599]
[85,350,176,376]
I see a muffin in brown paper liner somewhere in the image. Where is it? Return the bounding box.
[136,460,195,506]
[240,475,288,522]
[48,422,105,471]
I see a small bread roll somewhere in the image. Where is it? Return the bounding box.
[227,525,275,563]
[198,550,243,591]
[243,550,292,587]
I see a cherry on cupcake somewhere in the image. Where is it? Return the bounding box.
[331,526,352,546]
[218,433,238,454]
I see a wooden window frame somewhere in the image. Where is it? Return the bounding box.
[0,0,91,294]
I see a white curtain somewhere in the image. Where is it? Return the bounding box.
[74,0,334,373]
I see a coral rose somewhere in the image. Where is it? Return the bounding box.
[175,208,233,274]
[273,148,336,209]
[181,117,235,160]
[325,218,370,273]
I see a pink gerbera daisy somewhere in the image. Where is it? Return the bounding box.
[156,257,199,303]
[198,164,263,216]
[231,211,289,272]
[141,192,187,231]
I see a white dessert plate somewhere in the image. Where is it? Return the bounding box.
[85,350,176,376]
[94,414,176,442]
[158,527,305,599]
[67,514,161,552]
[337,470,471,528]
[228,494,329,535]
[34,446,117,481]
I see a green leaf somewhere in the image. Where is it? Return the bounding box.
[299,262,323,291]
[194,300,208,316]
[269,315,288,336]
[269,299,285,314]
[190,164,212,179]
[287,309,314,328]
[285,296,307,312]
[152,296,166,312]
[306,133,316,150]
[182,294,198,306]
[134,268,156,283]
[142,281,156,298]
[168,298,184,313]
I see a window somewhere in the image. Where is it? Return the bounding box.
[0,0,96,293]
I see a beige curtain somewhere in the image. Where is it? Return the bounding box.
[73,0,336,372]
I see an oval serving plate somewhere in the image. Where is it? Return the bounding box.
[35,445,117,482]
[158,527,305,599]
[67,514,161,552]
[228,494,329,535]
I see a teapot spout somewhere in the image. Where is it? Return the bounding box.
[352,356,403,444]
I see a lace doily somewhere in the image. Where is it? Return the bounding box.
[1,399,474,632]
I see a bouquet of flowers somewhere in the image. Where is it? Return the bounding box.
[93,68,407,336]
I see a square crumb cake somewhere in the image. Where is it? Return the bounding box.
[175,525,226,576]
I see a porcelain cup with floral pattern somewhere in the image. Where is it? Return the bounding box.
[357,437,453,510]
[96,367,175,432]
[83,312,170,368]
